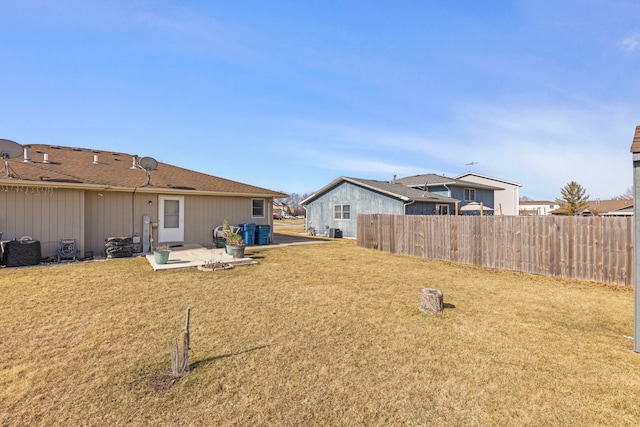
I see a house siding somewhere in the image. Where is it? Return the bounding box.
[425,185,450,197]
[84,191,153,256]
[404,201,453,215]
[305,182,404,238]
[0,187,84,259]
[449,187,495,210]
[457,174,520,215]
[83,192,276,256]
[182,195,274,245]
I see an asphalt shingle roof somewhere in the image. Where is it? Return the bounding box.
[396,173,502,190]
[303,176,458,204]
[1,144,285,197]
[583,199,633,215]
[630,125,640,153]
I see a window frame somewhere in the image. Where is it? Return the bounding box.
[436,204,449,215]
[464,188,476,201]
[334,204,351,220]
[252,199,265,218]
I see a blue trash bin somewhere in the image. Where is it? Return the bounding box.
[256,225,271,245]
[239,223,256,245]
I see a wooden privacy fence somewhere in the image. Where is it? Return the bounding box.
[357,214,633,286]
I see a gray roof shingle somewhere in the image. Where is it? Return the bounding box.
[396,173,503,191]
[303,176,459,204]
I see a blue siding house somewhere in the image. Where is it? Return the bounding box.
[302,177,459,238]
[396,173,499,210]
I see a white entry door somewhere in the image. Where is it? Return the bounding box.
[158,195,184,243]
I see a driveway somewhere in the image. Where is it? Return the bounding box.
[271,233,330,246]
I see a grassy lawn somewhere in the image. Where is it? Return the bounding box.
[1,238,639,426]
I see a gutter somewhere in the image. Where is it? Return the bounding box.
[402,197,414,215]
[0,178,285,198]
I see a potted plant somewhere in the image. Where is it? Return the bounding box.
[223,220,245,258]
[153,244,171,264]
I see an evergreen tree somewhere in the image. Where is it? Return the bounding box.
[555,181,589,215]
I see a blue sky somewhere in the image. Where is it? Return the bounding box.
[1,1,639,200]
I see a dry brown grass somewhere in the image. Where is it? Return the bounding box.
[1,239,639,426]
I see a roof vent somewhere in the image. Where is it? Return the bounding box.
[43,153,50,164]
[23,146,32,163]
[93,154,99,164]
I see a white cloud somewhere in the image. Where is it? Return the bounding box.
[621,32,640,51]
[284,100,637,200]
[448,103,636,199]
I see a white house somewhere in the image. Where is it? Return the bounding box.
[519,201,560,216]
[455,172,521,215]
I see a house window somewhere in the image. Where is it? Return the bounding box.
[436,204,449,215]
[464,188,476,201]
[252,199,265,218]
[164,199,180,228]
[334,204,351,220]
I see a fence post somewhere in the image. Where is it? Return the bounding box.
[630,125,640,352]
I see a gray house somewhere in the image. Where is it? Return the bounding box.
[395,173,500,208]
[302,176,459,238]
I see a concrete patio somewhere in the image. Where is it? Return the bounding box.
[146,244,253,271]
[145,233,330,271]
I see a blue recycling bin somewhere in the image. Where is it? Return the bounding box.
[256,225,271,245]
[239,223,256,245]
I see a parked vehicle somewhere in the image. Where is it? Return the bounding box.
[273,213,283,220]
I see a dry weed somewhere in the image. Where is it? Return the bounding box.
[0,240,638,426]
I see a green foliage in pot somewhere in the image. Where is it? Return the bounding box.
[223,219,244,246]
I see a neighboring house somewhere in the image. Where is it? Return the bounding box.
[519,200,560,216]
[395,173,501,210]
[0,144,286,259]
[302,176,471,238]
[455,172,521,216]
[580,199,633,216]
[273,201,286,216]
[548,199,633,216]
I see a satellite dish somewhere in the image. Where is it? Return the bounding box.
[0,139,22,159]
[138,156,158,171]
[137,156,158,187]
[0,139,22,179]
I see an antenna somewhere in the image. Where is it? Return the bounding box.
[137,156,158,186]
[465,161,479,171]
[0,139,23,179]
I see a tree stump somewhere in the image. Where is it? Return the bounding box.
[420,288,444,314]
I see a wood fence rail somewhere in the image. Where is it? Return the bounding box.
[357,214,633,286]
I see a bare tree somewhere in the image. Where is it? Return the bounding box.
[276,192,310,216]
[612,186,633,200]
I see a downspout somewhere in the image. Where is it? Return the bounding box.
[403,198,414,215]
[444,183,457,215]
[132,186,138,239]
[443,183,451,197]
